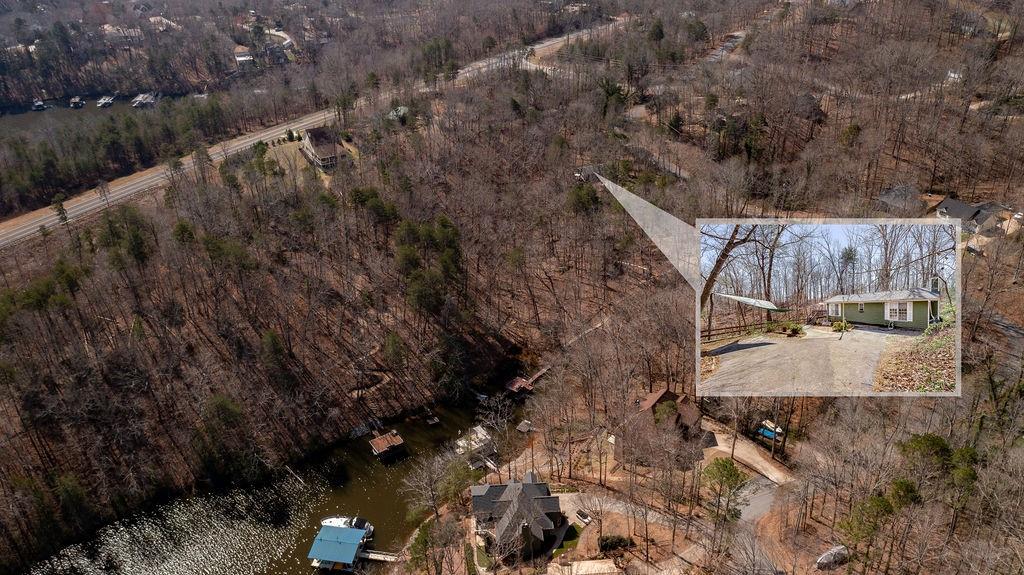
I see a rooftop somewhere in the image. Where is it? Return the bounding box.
[824,287,940,304]
[305,127,338,159]
[471,471,561,545]
[307,525,365,565]
[637,388,701,431]
[713,292,786,311]
[936,197,980,221]
[101,24,143,39]
[369,430,404,455]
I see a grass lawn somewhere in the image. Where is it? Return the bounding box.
[553,523,582,558]
[476,543,494,569]
[465,543,478,575]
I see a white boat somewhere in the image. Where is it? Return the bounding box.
[131,92,157,108]
[321,516,374,541]
[31,99,45,111]
[97,95,115,107]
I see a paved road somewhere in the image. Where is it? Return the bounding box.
[737,476,778,522]
[699,326,918,396]
[702,417,796,485]
[0,107,335,249]
[0,19,626,250]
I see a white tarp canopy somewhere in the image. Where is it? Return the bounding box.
[713,292,788,311]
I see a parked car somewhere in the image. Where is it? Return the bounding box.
[575,510,592,525]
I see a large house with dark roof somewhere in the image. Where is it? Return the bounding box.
[935,197,1015,235]
[471,471,563,559]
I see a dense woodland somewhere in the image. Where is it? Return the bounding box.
[0,45,671,572]
[0,0,603,217]
[0,0,1023,573]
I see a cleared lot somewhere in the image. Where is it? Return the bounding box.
[699,326,919,396]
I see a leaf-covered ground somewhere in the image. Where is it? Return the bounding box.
[873,323,957,393]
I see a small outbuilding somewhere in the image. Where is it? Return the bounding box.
[234,44,254,67]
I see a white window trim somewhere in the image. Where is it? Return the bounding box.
[829,303,840,316]
[885,301,913,323]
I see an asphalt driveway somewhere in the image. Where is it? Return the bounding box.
[699,325,919,396]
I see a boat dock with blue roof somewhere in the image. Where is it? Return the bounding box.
[307,524,399,570]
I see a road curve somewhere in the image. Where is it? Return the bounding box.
[0,18,625,250]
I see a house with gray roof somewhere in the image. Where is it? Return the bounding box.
[471,471,563,559]
[935,197,1014,235]
[824,285,942,330]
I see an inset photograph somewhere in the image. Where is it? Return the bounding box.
[697,220,959,396]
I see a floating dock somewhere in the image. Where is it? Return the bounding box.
[369,430,405,459]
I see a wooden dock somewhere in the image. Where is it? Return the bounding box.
[505,366,551,394]
[358,549,400,562]
[369,430,405,459]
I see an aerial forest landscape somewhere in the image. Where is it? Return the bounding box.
[0,0,1022,574]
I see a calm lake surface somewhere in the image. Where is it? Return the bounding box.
[0,98,142,134]
[28,404,476,575]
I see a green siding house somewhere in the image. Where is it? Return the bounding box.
[824,287,940,331]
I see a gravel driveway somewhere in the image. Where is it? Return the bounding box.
[699,326,919,396]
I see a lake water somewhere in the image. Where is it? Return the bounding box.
[28,404,477,575]
[0,98,143,135]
